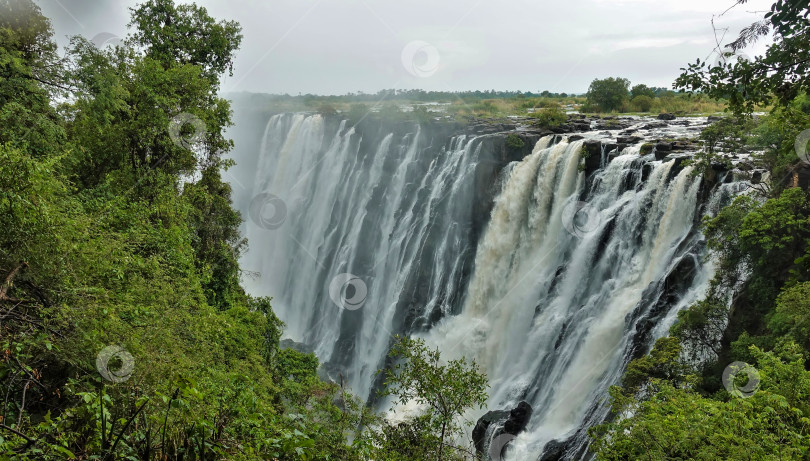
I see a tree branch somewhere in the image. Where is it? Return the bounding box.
[0,423,35,444]
[0,262,28,301]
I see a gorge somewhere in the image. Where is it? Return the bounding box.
[225,109,751,460]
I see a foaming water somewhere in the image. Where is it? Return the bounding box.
[231,114,736,459]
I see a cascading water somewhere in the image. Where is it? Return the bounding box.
[421,139,714,459]
[228,111,738,460]
[235,113,501,404]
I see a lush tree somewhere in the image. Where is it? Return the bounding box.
[768,281,810,351]
[630,94,653,112]
[591,344,810,460]
[0,2,368,460]
[0,0,65,158]
[129,0,242,84]
[676,1,810,115]
[585,77,630,112]
[630,83,656,99]
[376,336,488,461]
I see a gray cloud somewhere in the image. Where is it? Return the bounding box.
[37,0,774,94]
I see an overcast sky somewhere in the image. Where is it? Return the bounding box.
[38,0,774,95]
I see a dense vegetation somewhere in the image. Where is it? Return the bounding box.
[0,1,492,459]
[590,1,810,458]
[5,0,810,459]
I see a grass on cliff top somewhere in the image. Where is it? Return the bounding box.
[230,92,731,121]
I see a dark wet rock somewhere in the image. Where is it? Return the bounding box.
[550,124,572,134]
[642,163,654,181]
[617,135,643,144]
[582,140,603,175]
[473,410,510,454]
[504,401,533,435]
[473,401,534,459]
[538,438,569,461]
[707,115,725,123]
[655,142,673,152]
[640,121,667,130]
[657,113,676,120]
[751,170,763,184]
[569,134,584,141]
[662,155,690,175]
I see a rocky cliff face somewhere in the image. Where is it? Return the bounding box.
[226,107,753,460]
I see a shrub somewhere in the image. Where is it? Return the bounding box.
[506,133,525,149]
[631,95,654,112]
[529,104,567,128]
[586,77,630,112]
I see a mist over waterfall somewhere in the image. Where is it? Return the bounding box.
[227,111,739,460]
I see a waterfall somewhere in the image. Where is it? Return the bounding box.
[421,139,712,458]
[236,113,491,403]
[230,112,732,459]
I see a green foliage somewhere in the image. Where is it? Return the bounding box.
[750,97,810,190]
[620,337,694,394]
[528,103,567,128]
[768,281,810,351]
[374,336,488,460]
[630,84,656,99]
[585,77,630,112]
[683,115,754,178]
[675,0,810,115]
[0,0,65,158]
[591,344,810,460]
[630,95,653,112]
[505,133,525,149]
[347,103,369,123]
[597,5,810,450]
[0,2,366,460]
[670,297,728,362]
[129,0,243,84]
